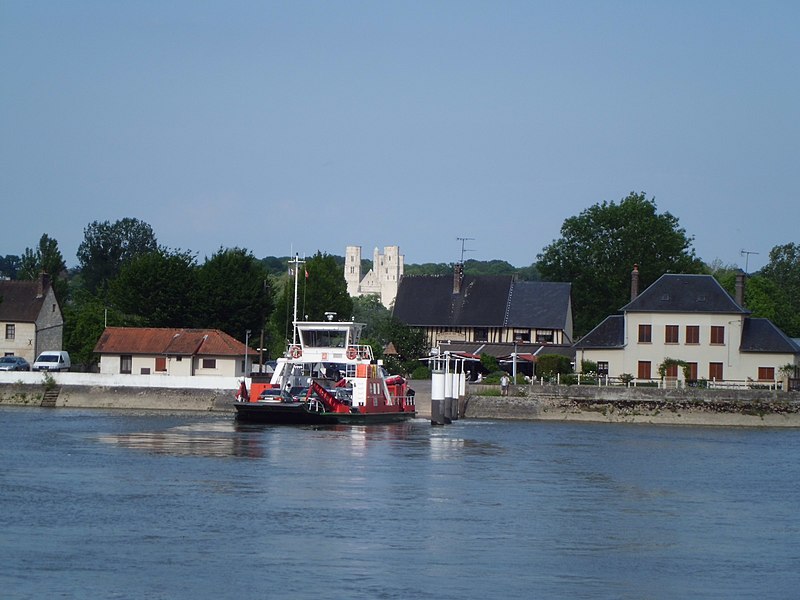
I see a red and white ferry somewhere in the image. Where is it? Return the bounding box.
[233,256,415,424]
[234,319,416,424]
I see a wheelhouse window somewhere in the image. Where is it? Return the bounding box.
[637,361,651,380]
[685,325,700,344]
[638,324,652,343]
[665,325,679,344]
[758,367,775,381]
[709,362,724,381]
[710,326,725,345]
[120,355,132,374]
[5,324,14,340]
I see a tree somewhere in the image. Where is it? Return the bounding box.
[77,218,158,294]
[0,255,20,279]
[759,242,800,337]
[108,249,198,327]
[537,192,704,336]
[62,289,137,370]
[194,247,273,339]
[18,234,68,303]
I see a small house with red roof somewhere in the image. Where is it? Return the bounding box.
[93,327,255,377]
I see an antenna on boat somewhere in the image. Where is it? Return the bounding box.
[289,254,305,346]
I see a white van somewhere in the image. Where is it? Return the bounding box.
[33,351,71,372]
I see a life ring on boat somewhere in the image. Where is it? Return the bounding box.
[346,346,358,360]
[289,345,302,359]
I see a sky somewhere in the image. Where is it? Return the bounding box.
[2,1,798,272]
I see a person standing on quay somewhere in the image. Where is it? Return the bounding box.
[500,373,510,397]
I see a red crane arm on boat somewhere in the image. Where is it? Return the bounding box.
[305,380,351,413]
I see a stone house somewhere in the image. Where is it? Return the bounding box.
[94,327,255,377]
[0,274,63,363]
[574,267,800,383]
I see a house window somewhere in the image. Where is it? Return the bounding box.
[710,326,725,345]
[709,362,724,381]
[155,357,167,372]
[5,324,14,340]
[514,330,531,343]
[685,325,700,344]
[638,324,652,343]
[120,355,132,374]
[687,362,698,382]
[665,325,679,344]
[597,361,609,376]
[637,361,651,380]
[202,358,216,369]
[758,367,775,381]
[474,328,488,342]
[665,363,679,379]
[535,330,554,343]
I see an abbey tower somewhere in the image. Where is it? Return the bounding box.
[344,245,404,309]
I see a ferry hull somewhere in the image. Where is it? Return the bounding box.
[234,401,415,425]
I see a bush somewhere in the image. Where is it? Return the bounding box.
[537,354,573,377]
[410,365,431,379]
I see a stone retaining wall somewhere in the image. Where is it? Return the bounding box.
[463,385,800,426]
[0,382,235,412]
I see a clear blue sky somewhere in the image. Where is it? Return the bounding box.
[2,1,798,272]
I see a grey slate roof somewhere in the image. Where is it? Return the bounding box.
[507,281,571,329]
[0,280,47,322]
[740,318,800,354]
[622,274,747,314]
[392,275,571,329]
[573,315,625,349]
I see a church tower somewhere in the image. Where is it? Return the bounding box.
[344,245,403,309]
[344,245,362,298]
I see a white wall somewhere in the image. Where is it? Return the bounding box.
[0,370,240,389]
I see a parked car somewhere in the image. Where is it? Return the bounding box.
[0,356,31,371]
[32,351,71,372]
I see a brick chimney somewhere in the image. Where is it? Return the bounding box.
[37,272,51,298]
[735,270,745,307]
[630,264,640,301]
[453,262,464,294]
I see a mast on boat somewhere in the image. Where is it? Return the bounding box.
[289,254,305,347]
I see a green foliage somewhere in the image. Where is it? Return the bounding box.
[18,234,69,304]
[62,289,138,370]
[536,354,573,377]
[759,243,800,337]
[194,247,273,339]
[657,357,691,380]
[619,373,634,385]
[77,218,158,294]
[108,249,198,327]
[410,364,432,379]
[537,192,704,336]
[480,354,500,373]
[351,294,392,340]
[580,359,598,374]
[0,254,21,279]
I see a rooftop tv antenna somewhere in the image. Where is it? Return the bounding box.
[457,237,475,264]
[740,249,759,274]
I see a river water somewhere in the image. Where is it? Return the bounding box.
[2,407,799,599]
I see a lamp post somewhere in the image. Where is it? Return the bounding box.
[244,329,251,376]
